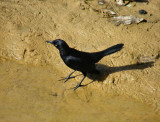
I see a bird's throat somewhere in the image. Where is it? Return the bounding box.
[59,48,69,57]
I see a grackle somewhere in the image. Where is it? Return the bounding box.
[46,39,124,90]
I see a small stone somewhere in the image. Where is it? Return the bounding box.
[139,10,147,15]
[50,92,58,96]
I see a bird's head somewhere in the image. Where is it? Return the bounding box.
[46,39,69,50]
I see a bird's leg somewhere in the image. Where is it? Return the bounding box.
[58,70,76,82]
[74,75,86,90]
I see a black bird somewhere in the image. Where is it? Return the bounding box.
[46,39,124,90]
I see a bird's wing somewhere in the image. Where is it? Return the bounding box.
[65,56,83,68]
[64,55,93,73]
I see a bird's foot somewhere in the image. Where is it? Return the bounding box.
[58,76,75,83]
[74,84,83,90]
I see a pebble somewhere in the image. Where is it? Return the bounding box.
[49,92,58,96]
[139,10,147,15]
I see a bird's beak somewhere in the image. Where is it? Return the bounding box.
[46,41,53,44]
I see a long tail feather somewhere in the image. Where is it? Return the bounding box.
[103,44,124,56]
[91,43,124,63]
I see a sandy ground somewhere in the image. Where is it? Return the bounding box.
[0,0,160,121]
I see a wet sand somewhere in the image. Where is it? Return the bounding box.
[0,61,160,121]
[0,0,160,121]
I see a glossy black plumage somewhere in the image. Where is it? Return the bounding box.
[46,39,124,90]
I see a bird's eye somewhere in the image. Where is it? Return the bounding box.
[55,44,58,47]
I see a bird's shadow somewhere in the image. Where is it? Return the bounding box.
[85,62,154,85]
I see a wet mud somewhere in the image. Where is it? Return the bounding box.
[0,61,160,121]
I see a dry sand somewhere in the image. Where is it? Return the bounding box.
[0,0,160,121]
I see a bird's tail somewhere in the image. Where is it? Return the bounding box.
[102,43,124,56]
[91,43,124,63]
